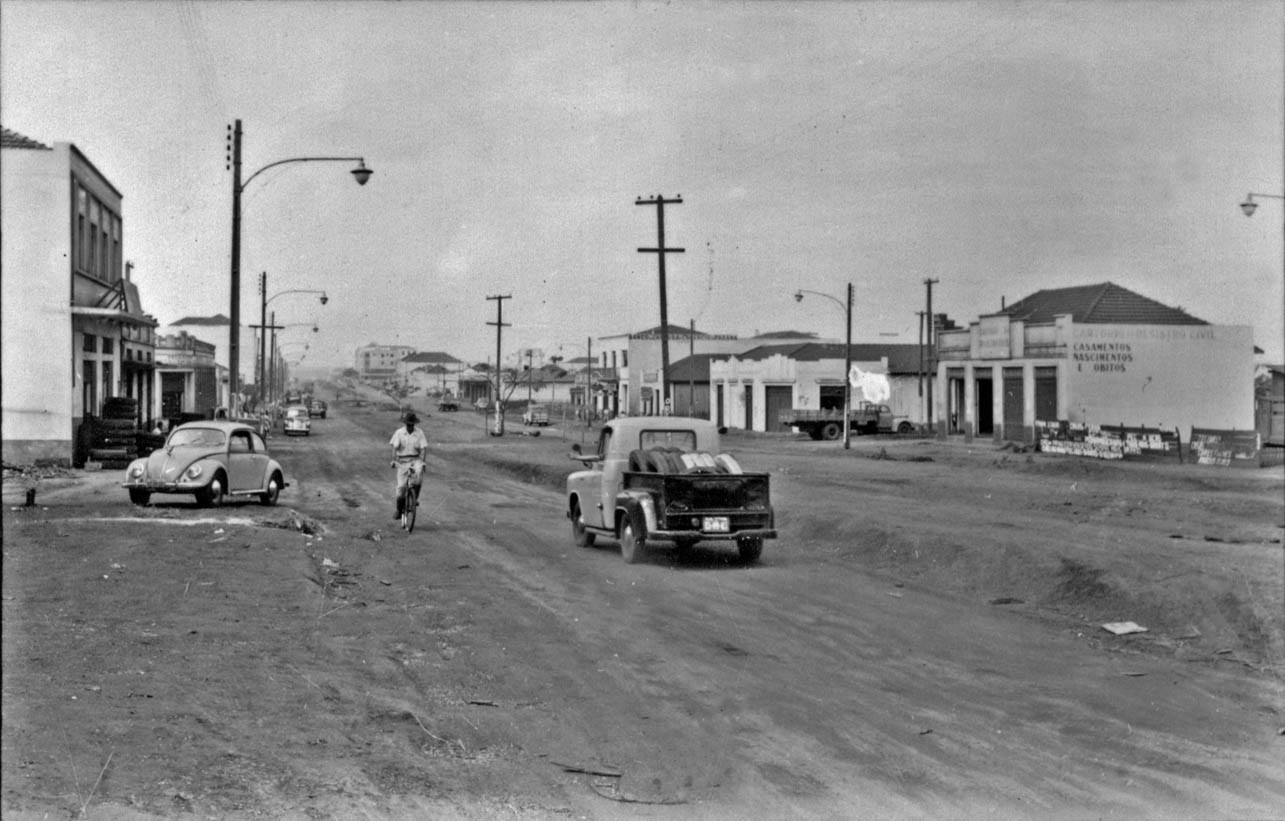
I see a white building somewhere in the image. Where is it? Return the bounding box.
[2,128,157,465]
[934,282,1255,442]
[709,343,926,432]
[592,326,829,417]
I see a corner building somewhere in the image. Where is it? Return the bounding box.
[935,282,1254,444]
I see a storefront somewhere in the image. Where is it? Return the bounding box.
[935,284,1255,443]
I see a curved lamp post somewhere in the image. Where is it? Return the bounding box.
[228,118,370,413]
[795,284,855,449]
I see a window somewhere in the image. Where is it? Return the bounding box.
[89,199,100,277]
[101,361,113,399]
[111,218,121,282]
[622,351,628,368]
[639,429,697,452]
[101,338,114,355]
[76,186,88,270]
[83,334,97,352]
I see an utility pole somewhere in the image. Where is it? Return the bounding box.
[248,314,283,409]
[586,336,594,422]
[924,278,939,434]
[916,309,926,403]
[636,194,684,412]
[228,121,243,414]
[688,319,695,417]
[487,294,511,434]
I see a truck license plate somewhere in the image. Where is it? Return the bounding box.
[702,516,730,533]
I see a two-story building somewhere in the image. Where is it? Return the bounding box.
[934,282,1255,443]
[2,128,157,465]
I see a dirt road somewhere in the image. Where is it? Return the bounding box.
[3,394,1283,819]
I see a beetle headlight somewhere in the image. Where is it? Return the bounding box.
[184,464,203,481]
[128,465,144,479]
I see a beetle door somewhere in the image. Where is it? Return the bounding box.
[227,430,268,492]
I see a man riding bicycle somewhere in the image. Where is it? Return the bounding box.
[389,411,428,521]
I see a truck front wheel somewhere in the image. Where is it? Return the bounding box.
[821,422,841,441]
[620,520,646,564]
[737,537,763,564]
[571,502,595,547]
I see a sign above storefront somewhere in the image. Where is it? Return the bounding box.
[975,315,1011,359]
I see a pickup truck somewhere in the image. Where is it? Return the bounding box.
[566,416,776,564]
[779,401,913,440]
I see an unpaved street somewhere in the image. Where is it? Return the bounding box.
[3,394,1283,820]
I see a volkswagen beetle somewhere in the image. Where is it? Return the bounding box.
[121,421,289,507]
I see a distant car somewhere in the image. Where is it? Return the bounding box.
[438,397,459,411]
[309,398,328,419]
[283,405,312,436]
[523,404,550,426]
[121,421,288,507]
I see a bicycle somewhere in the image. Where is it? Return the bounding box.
[397,460,425,533]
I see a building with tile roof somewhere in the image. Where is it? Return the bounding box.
[3,127,159,465]
[935,282,1253,443]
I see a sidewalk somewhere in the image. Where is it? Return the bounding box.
[1,464,121,506]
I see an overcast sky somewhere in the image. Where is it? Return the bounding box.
[4,0,1282,370]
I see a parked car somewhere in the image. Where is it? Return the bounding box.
[283,405,312,436]
[438,397,459,411]
[309,398,328,419]
[523,404,550,426]
[121,421,288,507]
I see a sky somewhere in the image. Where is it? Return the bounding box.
[3,0,1282,372]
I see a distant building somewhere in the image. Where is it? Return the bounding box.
[397,351,462,386]
[592,326,826,417]
[355,343,415,381]
[154,331,221,421]
[2,128,157,465]
[168,315,238,409]
[709,343,925,432]
[935,282,1255,442]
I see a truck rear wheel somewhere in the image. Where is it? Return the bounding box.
[571,502,595,547]
[620,520,646,564]
[821,422,841,441]
[737,537,763,564]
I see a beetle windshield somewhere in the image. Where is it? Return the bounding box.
[168,428,227,448]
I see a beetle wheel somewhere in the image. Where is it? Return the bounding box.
[259,475,280,506]
[196,474,225,508]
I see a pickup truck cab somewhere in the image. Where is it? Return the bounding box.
[567,416,776,564]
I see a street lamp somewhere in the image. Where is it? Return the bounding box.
[1239,191,1284,217]
[794,283,855,449]
[228,118,370,414]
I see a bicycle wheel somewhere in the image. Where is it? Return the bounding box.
[404,485,418,533]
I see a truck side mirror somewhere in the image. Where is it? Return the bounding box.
[571,443,582,454]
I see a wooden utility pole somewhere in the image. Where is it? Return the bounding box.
[688,319,695,416]
[486,295,511,437]
[924,278,939,433]
[636,195,684,411]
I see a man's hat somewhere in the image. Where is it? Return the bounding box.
[404,412,419,424]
